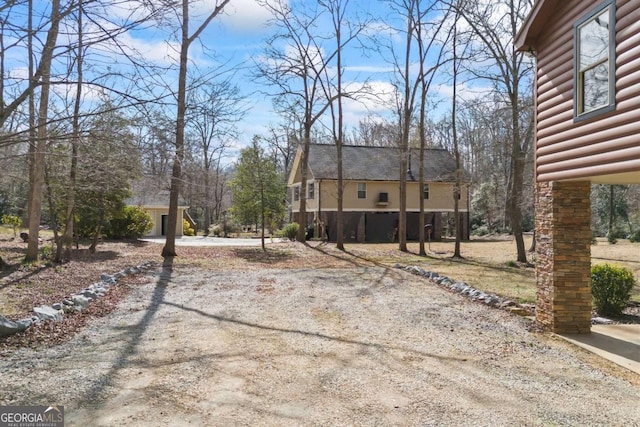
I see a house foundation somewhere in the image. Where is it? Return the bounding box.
[535,181,592,334]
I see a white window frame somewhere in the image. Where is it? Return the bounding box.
[357,182,367,199]
[308,182,315,199]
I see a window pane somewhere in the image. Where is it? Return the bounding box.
[357,183,366,199]
[579,10,609,70]
[582,62,609,112]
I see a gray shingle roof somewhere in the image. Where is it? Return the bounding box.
[307,144,463,182]
[125,190,188,208]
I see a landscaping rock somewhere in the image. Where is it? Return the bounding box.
[33,305,63,322]
[0,315,20,338]
[72,295,90,310]
[0,261,153,338]
[16,318,33,330]
[100,274,117,285]
[82,289,97,300]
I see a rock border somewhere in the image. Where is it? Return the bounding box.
[394,264,620,325]
[0,261,155,338]
[394,264,536,316]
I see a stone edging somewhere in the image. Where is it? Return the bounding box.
[394,264,621,325]
[0,261,155,338]
[394,264,536,316]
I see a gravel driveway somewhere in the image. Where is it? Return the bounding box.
[1,264,639,426]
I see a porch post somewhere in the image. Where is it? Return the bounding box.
[535,181,592,334]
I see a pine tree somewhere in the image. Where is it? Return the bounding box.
[230,137,286,251]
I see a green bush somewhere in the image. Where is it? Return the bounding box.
[183,219,195,236]
[472,225,489,236]
[282,222,299,241]
[106,206,153,239]
[1,214,21,238]
[591,264,636,316]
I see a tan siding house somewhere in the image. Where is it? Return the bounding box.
[516,0,640,334]
[288,144,469,242]
[126,191,188,237]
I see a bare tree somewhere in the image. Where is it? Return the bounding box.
[450,4,462,258]
[25,0,62,262]
[384,0,446,252]
[415,2,451,256]
[58,0,85,262]
[161,0,231,258]
[455,0,534,262]
[185,79,244,232]
[317,0,371,250]
[256,0,341,242]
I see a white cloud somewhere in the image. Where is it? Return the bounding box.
[8,67,29,80]
[344,65,394,74]
[217,0,274,33]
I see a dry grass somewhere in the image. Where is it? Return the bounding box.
[318,235,639,304]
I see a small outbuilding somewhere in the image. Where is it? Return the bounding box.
[125,191,189,238]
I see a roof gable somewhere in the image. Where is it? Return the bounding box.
[126,190,188,208]
[515,0,561,52]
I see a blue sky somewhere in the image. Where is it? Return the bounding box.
[4,0,500,151]
[115,0,471,145]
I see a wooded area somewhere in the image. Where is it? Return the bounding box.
[0,0,638,262]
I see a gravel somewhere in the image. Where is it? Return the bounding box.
[1,265,639,426]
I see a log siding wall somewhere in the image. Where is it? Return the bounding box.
[534,0,640,182]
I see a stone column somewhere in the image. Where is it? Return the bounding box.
[535,181,592,334]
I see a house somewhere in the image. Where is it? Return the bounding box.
[287,144,469,243]
[516,0,640,333]
[125,190,190,237]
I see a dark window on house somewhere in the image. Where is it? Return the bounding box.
[293,186,300,201]
[357,182,366,199]
[574,1,615,120]
[423,184,430,200]
[308,182,315,199]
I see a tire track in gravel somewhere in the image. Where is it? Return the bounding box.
[1,265,639,426]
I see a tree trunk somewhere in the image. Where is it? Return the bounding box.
[508,144,527,262]
[452,11,461,259]
[25,0,61,262]
[162,1,190,258]
[398,4,413,253]
[162,0,230,256]
[89,224,102,253]
[60,0,82,262]
[296,126,310,243]
[335,5,345,251]
[608,185,614,236]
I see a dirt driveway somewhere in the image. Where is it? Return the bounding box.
[1,263,639,426]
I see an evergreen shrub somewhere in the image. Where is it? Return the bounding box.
[591,264,636,316]
[283,223,299,241]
